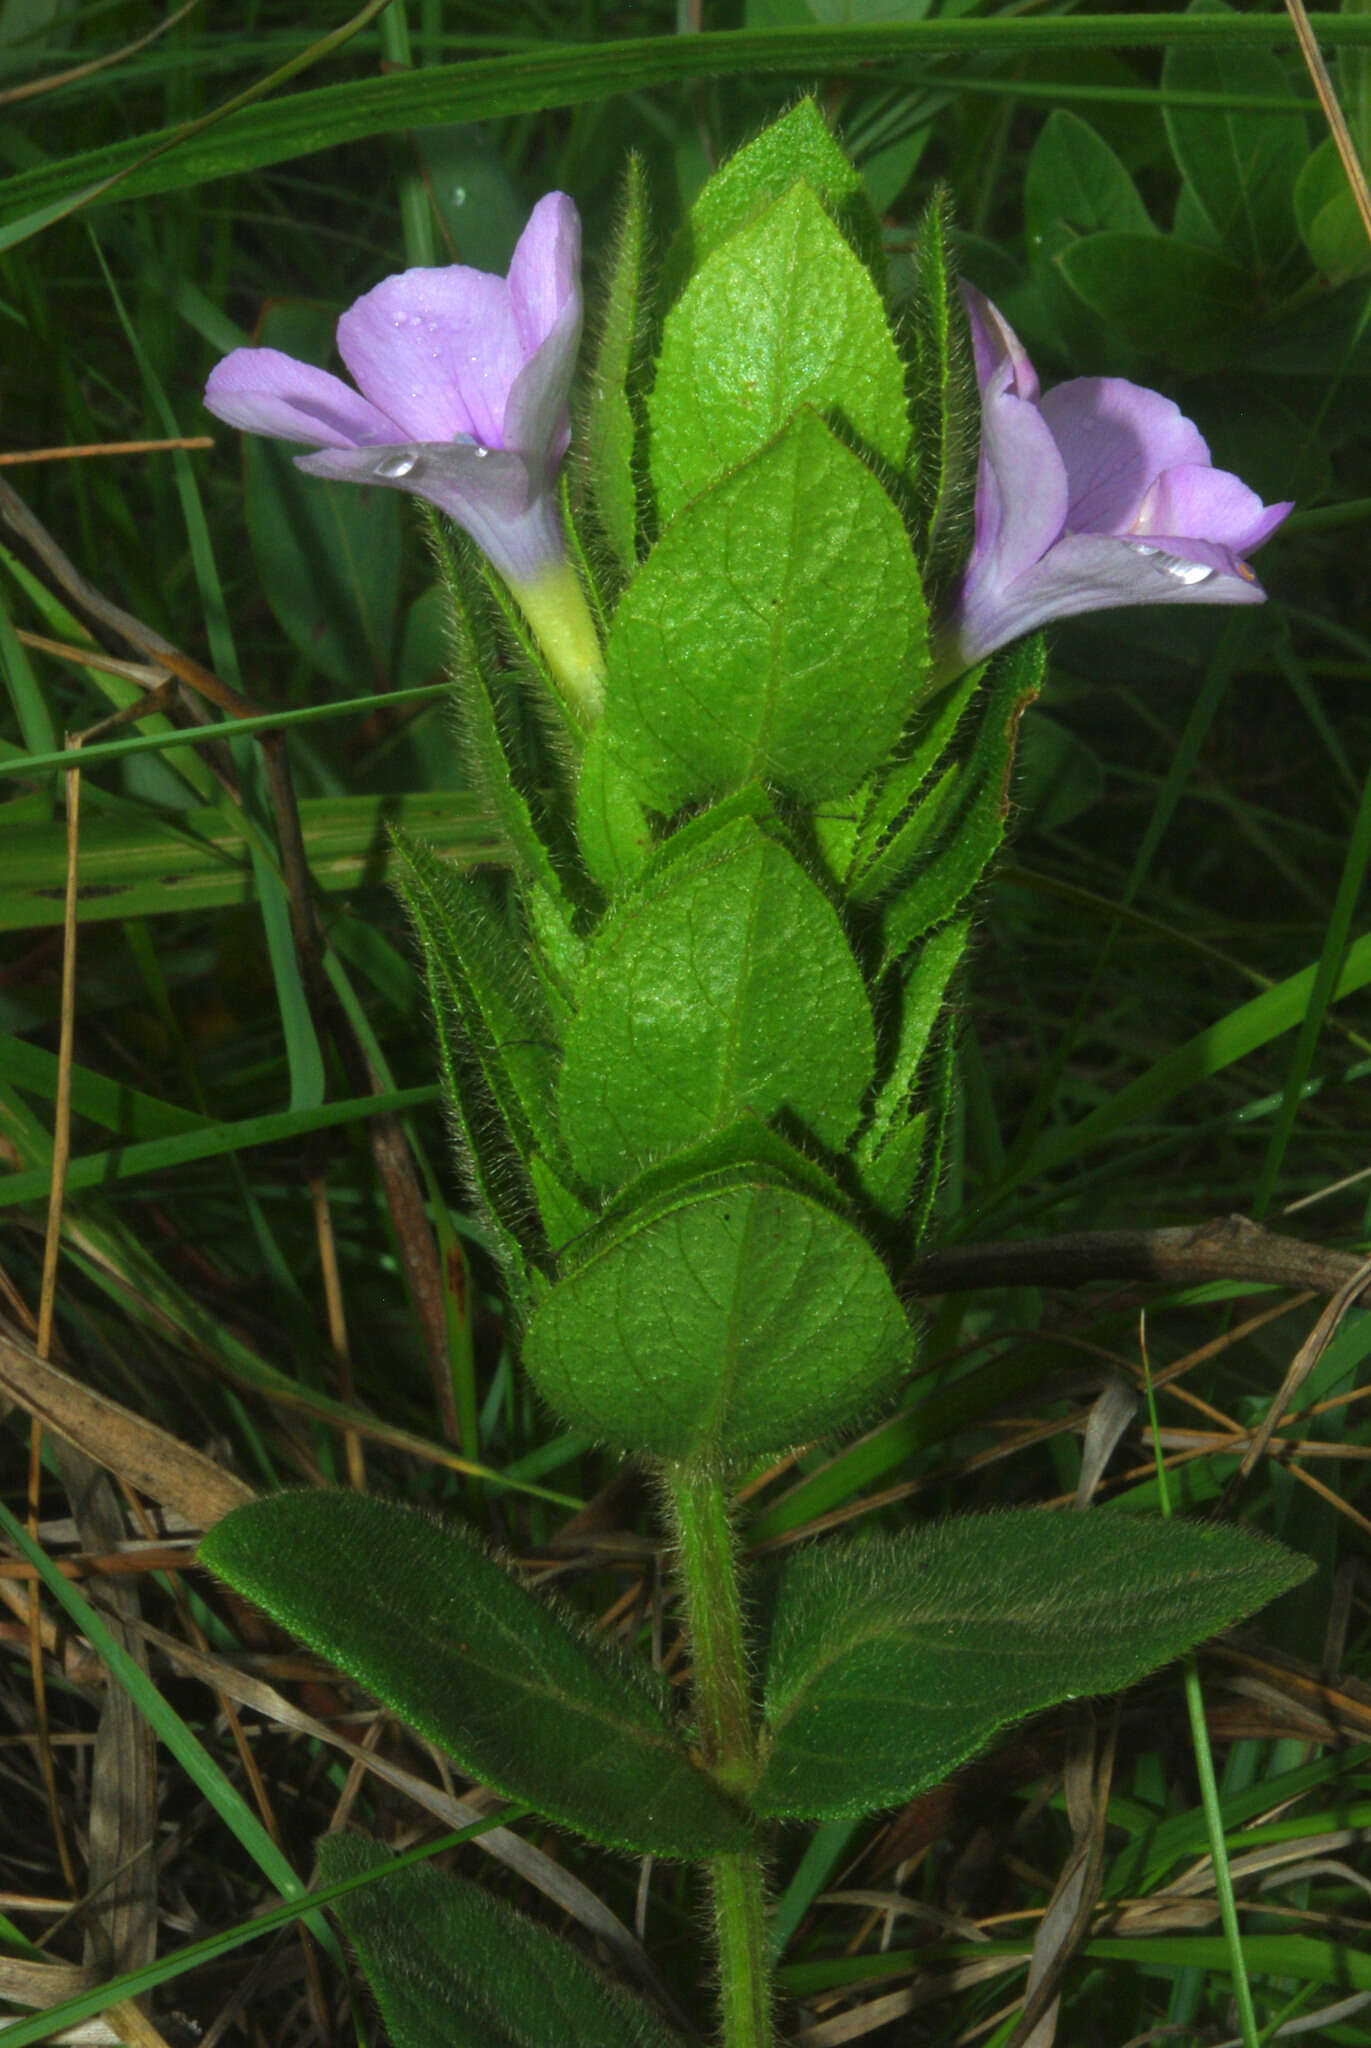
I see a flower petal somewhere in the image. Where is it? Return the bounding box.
[1136,463,1292,553]
[502,292,582,472]
[961,284,1039,403]
[336,267,522,447]
[954,531,1268,666]
[293,441,564,586]
[1038,378,1211,535]
[506,192,581,355]
[965,387,1069,603]
[204,347,398,449]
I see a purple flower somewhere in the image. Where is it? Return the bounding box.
[204,193,582,590]
[935,287,1292,678]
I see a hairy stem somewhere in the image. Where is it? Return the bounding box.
[664,1463,771,2048]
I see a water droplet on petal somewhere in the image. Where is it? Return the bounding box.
[473,444,490,460]
[1124,540,1215,587]
[375,450,421,480]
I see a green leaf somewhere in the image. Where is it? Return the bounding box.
[585,155,650,573]
[413,125,527,272]
[243,305,402,690]
[1054,231,1256,372]
[318,1836,684,2048]
[523,1159,912,1462]
[603,410,927,812]
[559,816,874,1189]
[1025,110,1154,249]
[1023,113,1158,366]
[393,832,562,1162]
[849,662,983,892]
[424,517,585,921]
[854,915,969,1220]
[1014,709,1105,832]
[877,636,1043,966]
[0,29,1348,250]
[907,188,978,588]
[390,833,559,1291]
[665,97,885,300]
[201,1494,747,1859]
[1294,136,1371,284]
[755,1510,1313,1819]
[574,719,656,893]
[650,181,909,523]
[1162,0,1307,274]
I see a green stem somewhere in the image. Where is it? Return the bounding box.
[664,1463,772,2048]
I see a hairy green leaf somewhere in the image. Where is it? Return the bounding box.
[585,156,651,573]
[756,1510,1313,1818]
[524,1160,912,1461]
[650,181,908,522]
[317,1835,686,2048]
[202,1494,747,1858]
[907,188,977,588]
[604,410,926,812]
[855,915,969,1221]
[559,817,874,1189]
[665,97,885,301]
[877,635,1043,965]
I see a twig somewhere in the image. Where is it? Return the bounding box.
[904,1216,1371,1308]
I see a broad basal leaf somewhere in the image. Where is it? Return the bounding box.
[317,1834,685,2048]
[201,1494,747,1858]
[650,180,909,522]
[559,816,874,1190]
[603,409,926,812]
[755,1509,1313,1818]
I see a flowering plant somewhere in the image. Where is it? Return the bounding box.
[199,109,1307,2048]
[205,192,603,719]
[935,285,1291,679]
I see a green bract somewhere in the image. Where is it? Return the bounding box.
[523,1160,913,1462]
[600,410,927,811]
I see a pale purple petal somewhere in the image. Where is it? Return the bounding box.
[502,291,582,472]
[205,348,399,449]
[968,389,1069,597]
[506,192,581,354]
[961,285,1039,403]
[293,441,562,586]
[955,532,1267,667]
[1136,464,1293,553]
[1039,378,1211,534]
[204,196,587,591]
[336,267,523,447]
[937,286,1289,680]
